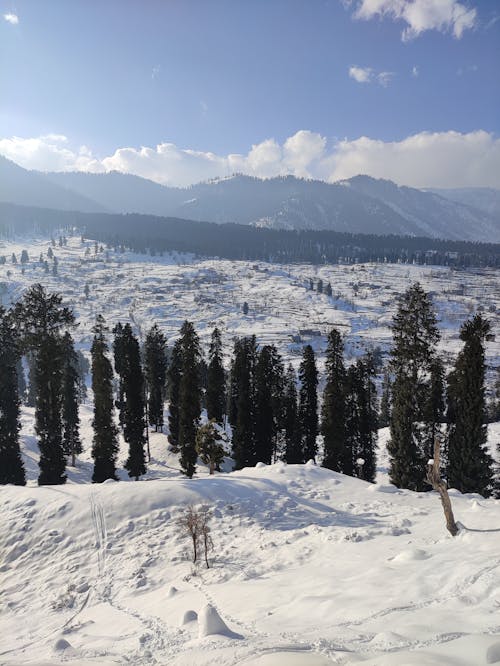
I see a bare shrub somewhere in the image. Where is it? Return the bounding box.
[177,504,214,568]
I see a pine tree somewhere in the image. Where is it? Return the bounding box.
[422,357,445,460]
[283,364,301,463]
[61,332,82,466]
[91,315,119,483]
[0,307,25,485]
[178,321,202,478]
[379,369,392,428]
[321,329,349,473]
[121,324,147,480]
[112,323,126,430]
[144,324,167,431]
[231,336,258,469]
[14,284,74,485]
[325,282,333,297]
[298,345,318,461]
[206,327,226,424]
[167,339,182,451]
[254,345,277,465]
[447,314,493,496]
[349,354,378,482]
[196,420,225,474]
[388,283,439,491]
[16,357,26,402]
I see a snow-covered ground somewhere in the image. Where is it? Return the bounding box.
[2,235,500,664]
[2,418,500,665]
[0,236,498,378]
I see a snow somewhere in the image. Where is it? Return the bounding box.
[1,236,500,664]
[2,422,500,664]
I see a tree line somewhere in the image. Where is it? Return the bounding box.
[0,282,498,497]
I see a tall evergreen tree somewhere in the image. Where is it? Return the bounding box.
[254,345,277,464]
[0,307,25,485]
[121,324,147,480]
[206,327,226,425]
[321,329,349,473]
[388,283,439,491]
[61,332,82,466]
[178,321,202,478]
[379,369,392,428]
[112,323,127,430]
[283,364,301,464]
[91,315,119,483]
[167,339,182,451]
[298,345,318,461]
[232,336,258,469]
[14,284,74,485]
[422,357,445,460]
[144,324,167,432]
[447,314,493,496]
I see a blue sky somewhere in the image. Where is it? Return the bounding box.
[1,0,499,188]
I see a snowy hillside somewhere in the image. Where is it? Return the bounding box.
[2,419,500,665]
[0,236,498,379]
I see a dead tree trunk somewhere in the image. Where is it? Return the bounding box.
[426,436,458,537]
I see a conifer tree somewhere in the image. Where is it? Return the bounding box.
[61,332,82,466]
[350,354,378,482]
[144,324,167,431]
[167,339,182,451]
[16,357,26,402]
[321,329,349,473]
[325,282,333,297]
[232,336,258,469]
[254,345,277,464]
[228,339,242,428]
[121,324,147,480]
[298,345,318,461]
[283,364,301,463]
[379,369,392,428]
[422,357,445,460]
[112,323,126,430]
[91,315,119,483]
[447,314,493,496]
[196,420,225,474]
[206,327,226,424]
[0,307,25,485]
[178,321,202,478]
[388,283,439,491]
[14,284,74,485]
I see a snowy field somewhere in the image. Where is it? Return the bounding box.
[2,417,500,665]
[0,235,498,378]
[1,235,500,665]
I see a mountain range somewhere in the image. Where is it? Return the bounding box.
[0,156,498,242]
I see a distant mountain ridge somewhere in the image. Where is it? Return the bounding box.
[0,155,498,242]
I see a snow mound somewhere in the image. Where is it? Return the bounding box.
[244,651,333,665]
[198,604,241,639]
[391,547,430,563]
[166,586,178,598]
[255,462,267,468]
[180,609,198,625]
[53,638,73,652]
[366,483,399,494]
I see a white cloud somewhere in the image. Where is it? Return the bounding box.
[349,65,394,86]
[351,0,477,40]
[412,65,419,77]
[1,129,499,189]
[349,65,372,83]
[3,12,19,24]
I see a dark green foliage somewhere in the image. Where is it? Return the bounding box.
[144,324,167,431]
[422,357,445,460]
[231,336,258,469]
[254,345,281,465]
[35,333,66,485]
[121,324,147,480]
[178,321,202,478]
[283,364,301,464]
[20,249,29,264]
[61,332,82,466]
[196,420,225,474]
[14,284,75,486]
[447,314,493,496]
[325,282,332,297]
[321,329,349,473]
[388,283,439,491]
[242,301,249,315]
[91,315,119,483]
[298,345,318,461]
[16,357,26,402]
[0,307,25,485]
[112,322,126,430]
[167,339,182,451]
[379,369,392,428]
[345,354,378,482]
[206,327,226,424]
[317,279,323,294]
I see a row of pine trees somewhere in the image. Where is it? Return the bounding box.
[0,282,497,497]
